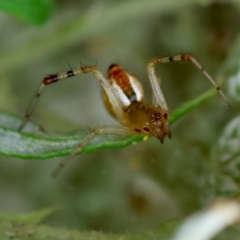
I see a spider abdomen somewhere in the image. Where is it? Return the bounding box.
[107,64,144,108]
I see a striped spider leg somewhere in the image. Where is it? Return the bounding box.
[18,53,230,177]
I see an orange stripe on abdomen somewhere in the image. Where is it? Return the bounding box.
[108,65,135,98]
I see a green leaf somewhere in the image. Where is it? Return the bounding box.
[0,88,216,159]
[0,0,53,25]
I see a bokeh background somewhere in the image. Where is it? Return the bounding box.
[0,0,240,234]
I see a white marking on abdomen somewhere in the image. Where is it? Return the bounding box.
[112,81,131,107]
[110,74,144,108]
[128,75,144,102]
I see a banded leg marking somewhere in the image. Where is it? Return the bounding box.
[18,66,125,131]
[148,53,231,108]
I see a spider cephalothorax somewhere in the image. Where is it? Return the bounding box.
[124,102,171,143]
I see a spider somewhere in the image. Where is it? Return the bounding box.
[18,53,231,177]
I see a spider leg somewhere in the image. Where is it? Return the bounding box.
[18,82,45,131]
[151,75,161,107]
[18,65,125,131]
[148,53,231,108]
[148,59,168,110]
[185,54,231,107]
[51,125,130,178]
[80,66,125,123]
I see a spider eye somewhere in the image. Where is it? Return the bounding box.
[163,113,168,120]
[143,126,150,133]
[134,128,141,133]
[151,113,161,122]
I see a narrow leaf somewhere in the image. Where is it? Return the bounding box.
[0,88,216,159]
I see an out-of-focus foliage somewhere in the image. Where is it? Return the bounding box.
[0,0,240,239]
[1,200,240,240]
[0,206,57,223]
[0,0,53,25]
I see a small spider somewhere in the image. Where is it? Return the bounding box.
[18,53,231,177]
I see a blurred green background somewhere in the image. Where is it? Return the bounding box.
[0,0,240,234]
